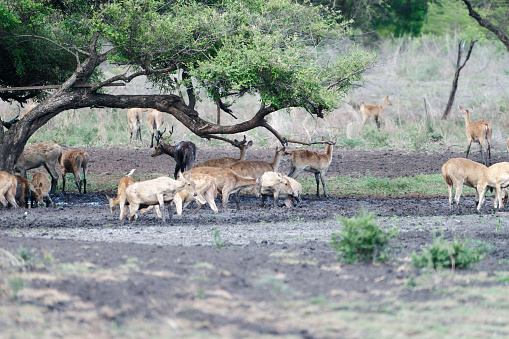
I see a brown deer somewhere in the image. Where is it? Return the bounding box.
[127,108,145,143]
[187,167,258,212]
[360,96,389,130]
[285,137,337,197]
[0,171,19,208]
[14,142,62,195]
[229,146,286,179]
[15,175,35,208]
[459,106,492,166]
[173,173,218,215]
[59,149,89,194]
[441,158,488,209]
[256,171,294,207]
[125,172,198,222]
[151,128,197,179]
[31,172,53,207]
[477,162,509,211]
[147,109,165,148]
[195,136,253,168]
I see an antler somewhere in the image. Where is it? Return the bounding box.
[158,126,174,144]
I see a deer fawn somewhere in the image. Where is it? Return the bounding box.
[59,149,89,194]
[14,142,62,195]
[187,167,258,212]
[127,108,146,143]
[477,162,509,211]
[0,171,19,208]
[229,146,286,179]
[441,158,488,209]
[285,137,337,197]
[360,96,389,130]
[459,106,492,166]
[195,136,253,169]
[31,172,53,207]
[147,109,164,148]
[151,128,196,179]
[125,172,198,222]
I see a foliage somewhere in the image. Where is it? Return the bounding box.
[211,229,226,250]
[330,209,398,263]
[412,236,493,269]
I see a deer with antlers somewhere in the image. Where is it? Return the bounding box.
[459,106,492,166]
[147,109,165,148]
[285,137,337,197]
[151,127,197,179]
[360,96,389,130]
[195,136,253,169]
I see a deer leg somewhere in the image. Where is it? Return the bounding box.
[447,184,453,209]
[465,142,471,159]
[320,172,328,197]
[83,172,87,194]
[150,132,155,148]
[233,192,240,210]
[61,174,66,194]
[74,173,82,194]
[374,115,381,129]
[261,194,266,207]
[273,192,279,207]
[454,183,463,209]
[44,163,59,195]
[314,173,320,196]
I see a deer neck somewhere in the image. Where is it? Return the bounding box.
[236,175,257,188]
[380,97,388,110]
[463,112,471,131]
[326,143,334,160]
[162,143,177,157]
[271,151,283,172]
[238,146,248,161]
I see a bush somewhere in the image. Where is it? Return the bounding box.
[330,210,398,264]
[412,236,493,269]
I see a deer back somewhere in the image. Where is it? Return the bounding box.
[15,142,62,172]
[175,141,197,171]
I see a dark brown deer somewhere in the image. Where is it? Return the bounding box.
[151,127,197,179]
[59,149,89,194]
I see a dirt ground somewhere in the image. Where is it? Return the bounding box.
[1,146,509,338]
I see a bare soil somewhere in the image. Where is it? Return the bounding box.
[1,146,509,337]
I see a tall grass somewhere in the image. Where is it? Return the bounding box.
[2,35,508,151]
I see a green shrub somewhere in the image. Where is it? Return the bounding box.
[330,210,398,264]
[412,236,493,269]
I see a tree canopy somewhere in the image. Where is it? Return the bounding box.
[0,0,376,172]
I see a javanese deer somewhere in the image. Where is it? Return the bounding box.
[285,137,337,197]
[360,96,389,130]
[195,136,253,169]
[256,171,294,207]
[151,128,196,179]
[459,106,492,166]
[15,175,34,208]
[441,158,488,209]
[187,167,258,212]
[125,172,198,222]
[477,162,509,211]
[173,173,217,215]
[31,172,53,207]
[229,146,286,179]
[280,175,302,208]
[14,142,62,195]
[147,109,165,148]
[0,171,18,208]
[127,108,145,143]
[59,149,89,194]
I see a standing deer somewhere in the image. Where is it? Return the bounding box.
[195,136,253,168]
[59,149,89,194]
[360,96,389,130]
[477,162,509,211]
[151,128,197,179]
[285,137,337,197]
[173,173,218,215]
[127,108,145,143]
[147,109,165,148]
[459,106,492,166]
[13,142,62,195]
[15,175,34,208]
[229,146,286,179]
[0,171,19,208]
[31,172,53,207]
[441,158,488,209]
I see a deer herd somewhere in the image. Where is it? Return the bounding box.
[2,102,509,222]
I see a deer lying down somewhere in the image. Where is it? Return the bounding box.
[125,172,198,222]
[31,172,53,207]
[173,173,217,215]
[59,149,89,194]
[441,158,489,209]
[15,175,35,208]
[187,167,258,212]
[256,172,294,207]
[0,171,18,208]
[477,162,509,211]
[286,137,337,197]
[14,142,62,195]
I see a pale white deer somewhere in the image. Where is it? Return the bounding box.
[0,171,18,208]
[14,142,62,195]
[127,108,146,143]
[256,171,294,207]
[147,109,165,148]
[477,162,509,211]
[285,137,337,197]
[173,173,218,215]
[360,96,389,130]
[459,106,492,166]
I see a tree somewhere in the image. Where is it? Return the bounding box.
[461,0,509,53]
[0,0,376,173]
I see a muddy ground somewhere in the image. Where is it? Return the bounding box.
[1,146,509,338]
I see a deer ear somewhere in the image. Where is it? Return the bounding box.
[187,173,193,180]
[247,140,253,147]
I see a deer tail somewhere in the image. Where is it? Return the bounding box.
[126,169,136,177]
